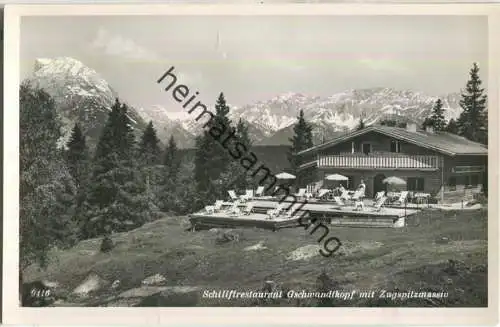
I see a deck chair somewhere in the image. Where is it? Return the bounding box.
[393,191,409,206]
[226,200,241,216]
[243,189,254,201]
[255,186,265,197]
[243,202,254,215]
[294,188,306,198]
[266,203,285,219]
[316,189,330,199]
[205,200,224,214]
[228,190,239,202]
[340,190,351,201]
[204,205,216,214]
[371,196,387,212]
[374,191,385,201]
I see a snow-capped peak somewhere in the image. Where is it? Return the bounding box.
[33,57,113,96]
[34,57,86,75]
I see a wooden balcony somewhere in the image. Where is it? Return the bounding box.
[317,153,440,170]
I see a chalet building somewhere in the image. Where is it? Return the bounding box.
[295,123,488,203]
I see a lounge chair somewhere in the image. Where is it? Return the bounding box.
[392,191,409,206]
[204,205,215,214]
[371,196,387,212]
[226,200,241,216]
[255,186,265,197]
[340,190,351,201]
[266,203,285,219]
[228,190,239,202]
[374,191,385,201]
[205,200,224,214]
[316,189,330,199]
[241,189,254,201]
[243,202,254,215]
[294,188,306,198]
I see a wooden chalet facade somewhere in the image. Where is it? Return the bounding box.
[295,123,488,203]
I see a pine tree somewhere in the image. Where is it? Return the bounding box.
[84,98,151,239]
[194,92,233,205]
[457,63,488,144]
[65,123,91,233]
[356,117,365,131]
[139,121,161,166]
[446,118,459,134]
[164,135,180,180]
[194,132,216,204]
[157,135,182,212]
[65,123,89,187]
[20,82,77,270]
[422,99,447,132]
[209,92,232,178]
[288,110,314,185]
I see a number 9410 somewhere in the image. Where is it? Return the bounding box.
[30,288,51,298]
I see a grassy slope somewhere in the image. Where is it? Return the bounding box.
[24,208,488,307]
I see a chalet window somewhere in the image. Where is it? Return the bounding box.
[448,176,457,191]
[362,143,371,155]
[407,177,425,192]
[390,140,401,153]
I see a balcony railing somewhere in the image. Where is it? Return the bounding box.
[317,153,440,169]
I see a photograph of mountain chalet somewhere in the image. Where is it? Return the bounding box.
[17,13,489,309]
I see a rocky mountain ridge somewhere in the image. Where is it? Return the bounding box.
[26,57,464,148]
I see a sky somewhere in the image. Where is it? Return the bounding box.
[20,15,488,112]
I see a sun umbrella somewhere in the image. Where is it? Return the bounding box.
[382,176,407,185]
[276,172,296,180]
[325,174,348,181]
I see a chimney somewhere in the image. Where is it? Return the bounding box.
[406,122,417,133]
[425,126,434,134]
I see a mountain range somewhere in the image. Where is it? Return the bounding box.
[26,57,464,149]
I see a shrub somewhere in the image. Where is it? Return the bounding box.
[100,235,114,253]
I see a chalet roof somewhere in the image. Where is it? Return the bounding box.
[297,125,488,157]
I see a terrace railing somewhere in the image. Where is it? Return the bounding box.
[317,153,440,169]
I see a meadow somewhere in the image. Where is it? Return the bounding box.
[24,208,488,307]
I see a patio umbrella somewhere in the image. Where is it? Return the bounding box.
[382,176,406,185]
[325,174,348,181]
[276,172,296,180]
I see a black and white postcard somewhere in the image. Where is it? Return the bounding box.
[3,3,498,326]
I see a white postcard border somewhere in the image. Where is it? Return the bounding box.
[3,3,499,325]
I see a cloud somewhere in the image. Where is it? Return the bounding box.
[90,28,161,61]
[358,58,410,73]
